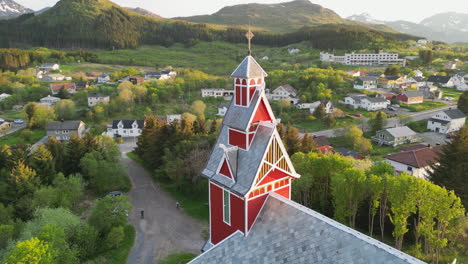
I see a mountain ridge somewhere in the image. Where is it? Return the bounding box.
[0,0,33,19]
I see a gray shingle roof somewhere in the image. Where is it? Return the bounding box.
[112,120,144,129]
[46,121,83,130]
[359,76,377,81]
[202,123,275,196]
[191,193,426,264]
[402,91,424,98]
[231,56,268,79]
[384,126,417,138]
[223,90,261,131]
[443,109,466,119]
[274,84,297,95]
[364,97,388,103]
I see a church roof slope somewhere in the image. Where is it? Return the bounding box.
[190,193,426,264]
[222,90,261,131]
[202,123,275,196]
[231,56,268,79]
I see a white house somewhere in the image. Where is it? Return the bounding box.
[160,69,177,77]
[353,76,377,90]
[267,84,299,104]
[145,72,171,81]
[417,39,428,44]
[385,147,439,179]
[98,73,111,84]
[341,95,389,111]
[0,93,11,101]
[107,120,145,138]
[217,103,230,116]
[413,69,424,77]
[166,114,182,123]
[426,76,455,88]
[296,103,315,110]
[320,52,405,66]
[38,63,60,73]
[452,73,468,91]
[40,95,61,106]
[427,109,466,134]
[88,94,110,107]
[42,74,68,82]
[309,100,334,114]
[201,88,234,99]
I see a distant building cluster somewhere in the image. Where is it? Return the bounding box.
[320,52,406,67]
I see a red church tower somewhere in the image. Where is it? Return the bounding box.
[201,30,301,248]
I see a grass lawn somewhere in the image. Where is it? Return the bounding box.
[0,110,27,120]
[0,129,46,146]
[407,119,430,133]
[400,101,446,112]
[440,87,463,100]
[98,224,136,264]
[158,252,197,264]
[127,152,209,221]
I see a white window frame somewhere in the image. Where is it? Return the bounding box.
[223,189,231,225]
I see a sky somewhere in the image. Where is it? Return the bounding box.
[17,0,468,23]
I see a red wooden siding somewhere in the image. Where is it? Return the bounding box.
[210,183,245,244]
[257,169,289,186]
[251,99,272,124]
[235,86,241,105]
[219,160,232,179]
[229,129,247,149]
[275,185,290,199]
[247,194,269,230]
[241,86,247,106]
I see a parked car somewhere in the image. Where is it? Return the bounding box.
[391,104,400,108]
[98,191,124,200]
[353,114,363,118]
[443,97,453,101]
[388,107,396,111]
[13,119,24,124]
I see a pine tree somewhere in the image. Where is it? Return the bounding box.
[300,133,315,153]
[324,114,336,128]
[369,111,387,133]
[429,127,468,208]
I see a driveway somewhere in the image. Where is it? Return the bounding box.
[119,142,206,264]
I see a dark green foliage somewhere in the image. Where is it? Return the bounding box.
[70,224,98,261]
[324,114,336,128]
[313,103,326,120]
[89,196,132,235]
[458,91,468,114]
[430,127,468,208]
[419,50,434,65]
[369,111,388,133]
[384,65,400,76]
[105,226,125,250]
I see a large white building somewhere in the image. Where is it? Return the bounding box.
[427,109,466,134]
[40,95,61,106]
[88,94,110,107]
[452,73,468,91]
[320,52,405,67]
[201,88,234,98]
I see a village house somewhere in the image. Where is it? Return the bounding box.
[0,93,11,101]
[166,114,182,123]
[385,147,439,179]
[378,76,406,89]
[313,135,334,154]
[295,103,315,110]
[160,69,177,76]
[144,72,171,81]
[106,120,145,138]
[267,84,299,104]
[353,76,377,90]
[88,94,110,107]
[128,76,144,85]
[41,74,69,82]
[97,73,111,84]
[50,83,77,95]
[201,88,234,98]
[372,126,418,147]
[191,53,423,264]
[427,76,454,88]
[418,85,443,99]
[76,81,90,90]
[443,61,457,70]
[452,72,468,91]
[217,103,230,117]
[309,100,334,114]
[341,95,390,111]
[427,109,466,134]
[37,63,60,73]
[396,91,424,104]
[46,120,86,141]
[408,76,425,87]
[344,70,361,77]
[39,95,61,106]
[413,69,424,77]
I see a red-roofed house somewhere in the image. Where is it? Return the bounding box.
[50,83,77,95]
[385,147,440,179]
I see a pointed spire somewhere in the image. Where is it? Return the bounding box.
[231,56,268,79]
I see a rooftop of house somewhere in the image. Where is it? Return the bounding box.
[49,83,76,91]
[363,97,388,103]
[381,126,417,138]
[313,135,330,147]
[358,76,377,82]
[401,91,424,98]
[46,120,84,131]
[40,95,60,101]
[231,56,268,79]
[112,120,144,129]
[88,93,109,98]
[443,109,466,119]
[427,75,452,83]
[190,193,425,264]
[274,84,297,95]
[400,144,429,152]
[385,147,440,168]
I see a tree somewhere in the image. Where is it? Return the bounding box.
[20,208,81,241]
[28,145,55,185]
[105,226,125,249]
[29,104,56,129]
[458,91,468,114]
[9,161,39,197]
[430,127,468,209]
[419,50,434,65]
[313,103,326,120]
[24,102,37,123]
[54,99,75,120]
[191,100,206,120]
[284,126,301,155]
[33,173,84,209]
[88,195,132,235]
[279,99,291,113]
[117,81,133,92]
[324,114,336,128]
[331,168,367,228]
[385,65,401,76]
[365,174,383,237]
[300,133,315,153]
[118,88,134,104]
[3,237,55,264]
[0,225,14,249]
[332,108,344,118]
[369,111,387,132]
[36,224,79,264]
[342,125,373,155]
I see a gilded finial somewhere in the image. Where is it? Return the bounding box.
[245,28,254,56]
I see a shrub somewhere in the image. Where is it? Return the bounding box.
[105,226,125,250]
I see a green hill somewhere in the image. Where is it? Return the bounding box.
[0,0,417,50]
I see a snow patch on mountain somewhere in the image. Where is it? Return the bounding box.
[0,0,33,17]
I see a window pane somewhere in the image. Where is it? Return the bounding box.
[223,190,230,224]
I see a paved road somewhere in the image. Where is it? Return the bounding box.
[119,142,205,264]
[0,123,27,137]
[302,104,457,138]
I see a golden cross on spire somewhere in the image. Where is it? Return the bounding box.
[245,29,254,56]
